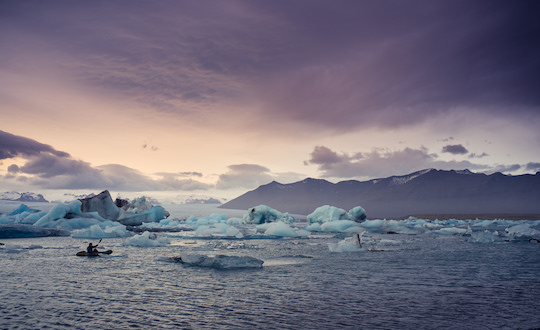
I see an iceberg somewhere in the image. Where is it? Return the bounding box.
[307,205,366,224]
[174,254,264,269]
[117,205,170,226]
[122,231,171,247]
[328,234,364,252]
[243,205,295,224]
[320,220,361,232]
[0,224,70,238]
[79,190,119,220]
[34,200,84,227]
[469,230,503,243]
[8,204,41,216]
[72,222,132,238]
[260,221,310,238]
[505,223,540,241]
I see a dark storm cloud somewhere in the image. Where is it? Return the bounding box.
[469,152,489,159]
[1,131,212,191]
[306,145,489,178]
[442,144,469,155]
[2,1,539,132]
[0,130,70,160]
[525,162,540,172]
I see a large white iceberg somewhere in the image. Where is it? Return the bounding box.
[259,221,310,238]
[122,231,171,247]
[243,205,295,224]
[72,222,132,238]
[307,205,366,224]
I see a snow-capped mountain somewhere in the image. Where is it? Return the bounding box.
[220,169,540,218]
[0,191,49,203]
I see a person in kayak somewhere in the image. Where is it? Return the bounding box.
[87,242,99,253]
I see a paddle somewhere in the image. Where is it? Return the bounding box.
[95,239,111,254]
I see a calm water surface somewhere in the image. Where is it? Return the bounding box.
[1,233,539,329]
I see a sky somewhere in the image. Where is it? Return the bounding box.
[1,0,540,200]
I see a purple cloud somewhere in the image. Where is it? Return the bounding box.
[0,130,70,160]
[1,131,212,191]
[306,145,489,179]
[2,1,539,133]
[525,162,540,172]
[442,144,469,155]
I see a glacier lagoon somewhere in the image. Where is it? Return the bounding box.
[1,203,540,329]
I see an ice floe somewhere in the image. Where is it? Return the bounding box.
[173,254,264,269]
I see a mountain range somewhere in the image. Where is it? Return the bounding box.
[0,191,49,203]
[219,169,540,218]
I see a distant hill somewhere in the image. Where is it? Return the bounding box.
[0,191,49,203]
[219,169,540,218]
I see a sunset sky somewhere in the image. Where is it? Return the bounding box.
[1,0,539,200]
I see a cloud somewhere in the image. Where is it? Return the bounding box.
[0,130,70,160]
[485,164,522,174]
[215,164,304,190]
[3,2,539,134]
[1,131,212,191]
[442,144,468,155]
[525,162,540,172]
[7,164,19,174]
[216,164,273,189]
[469,152,489,159]
[155,171,203,178]
[308,146,343,165]
[306,145,488,179]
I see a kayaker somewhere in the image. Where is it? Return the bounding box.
[87,242,99,253]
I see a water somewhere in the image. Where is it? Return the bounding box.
[2,232,540,329]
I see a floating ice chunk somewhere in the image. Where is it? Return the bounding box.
[122,231,171,247]
[79,190,120,220]
[0,224,69,238]
[124,196,154,213]
[432,227,470,235]
[34,201,83,227]
[9,204,40,216]
[307,205,366,224]
[72,222,131,239]
[359,219,386,232]
[226,226,244,239]
[469,230,503,243]
[505,223,540,238]
[226,217,245,226]
[307,205,348,223]
[321,220,361,232]
[348,206,367,222]
[117,205,170,225]
[472,220,497,227]
[263,221,310,238]
[243,205,295,224]
[194,225,222,237]
[175,254,264,269]
[19,211,48,224]
[305,223,322,232]
[423,223,443,230]
[328,236,363,252]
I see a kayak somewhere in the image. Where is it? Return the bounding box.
[76,249,113,257]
